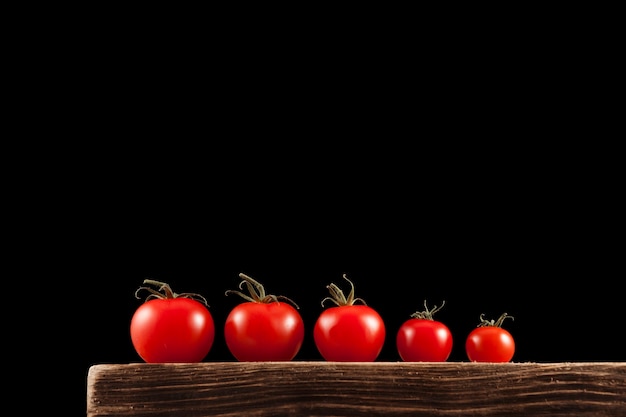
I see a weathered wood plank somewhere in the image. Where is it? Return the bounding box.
[87,362,626,416]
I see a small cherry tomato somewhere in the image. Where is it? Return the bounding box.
[465,312,515,362]
[313,274,386,362]
[396,300,453,362]
[224,273,305,361]
[130,279,215,363]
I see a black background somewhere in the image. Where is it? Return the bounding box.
[31,16,622,415]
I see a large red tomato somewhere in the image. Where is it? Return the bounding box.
[130,280,215,363]
[465,313,515,362]
[313,274,385,362]
[224,273,304,361]
[396,300,453,362]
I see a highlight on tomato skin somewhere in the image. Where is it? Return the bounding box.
[130,279,215,363]
[396,300,453,362]
[313,274,386,362]
[223,273,305,362]
[465,312,515,363]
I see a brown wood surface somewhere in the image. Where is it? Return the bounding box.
[87,362,626,416]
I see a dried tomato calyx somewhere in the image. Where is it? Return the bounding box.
[321,274,367,307]
[134,279,209,306]
[410,300,445,320]
[225,273,300,308]
[477,312,514,327]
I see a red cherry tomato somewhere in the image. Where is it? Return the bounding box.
[313,274,386,362]
[130,280,215,363]
[224,273,304,361]
[396,300,453,362]
[465,313,515,362]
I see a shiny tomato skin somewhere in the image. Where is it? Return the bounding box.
[313,305,386,362]
[396,318,453,362]
[224,301,305,361]
[130,297,215,363]
[465,326,515,362]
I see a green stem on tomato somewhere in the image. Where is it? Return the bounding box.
[321,274,367,307]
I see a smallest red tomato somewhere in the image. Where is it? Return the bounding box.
[396,300,453,362]
[465,312,515,363]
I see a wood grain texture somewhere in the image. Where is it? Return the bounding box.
[87,362,626,416]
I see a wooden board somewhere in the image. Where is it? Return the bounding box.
[87,362,626,416]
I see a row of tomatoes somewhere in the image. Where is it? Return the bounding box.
[130,273,515,364]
